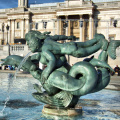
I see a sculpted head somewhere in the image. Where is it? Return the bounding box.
[25,31,45,53]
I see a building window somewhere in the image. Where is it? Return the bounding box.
[17,22,20,29]
[35,23,38,29]
[2,40,4,45]
[74,21,79,28]
[110,18,114,26]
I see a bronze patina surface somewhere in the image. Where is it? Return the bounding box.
[1,30,120,115]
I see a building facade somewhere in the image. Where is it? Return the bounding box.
[0,0,120,67]
[0,0,120,45]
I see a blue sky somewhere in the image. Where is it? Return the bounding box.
[0,0,64,9]
[0,0,120,9]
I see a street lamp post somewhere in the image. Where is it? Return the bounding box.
[79,20,83,42]
[113,20,117,27]
[63,20,68,35]
[63,20,70,63]
[2,23,5,45]
[6,24,9,45]
[35,23,38,30]
[43,21,47,29]
[6,24,10,55]
[79,20,83,28]
[94,20,98,34]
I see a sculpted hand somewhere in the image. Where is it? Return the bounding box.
[30,69,42,80]
[41,69,50,84]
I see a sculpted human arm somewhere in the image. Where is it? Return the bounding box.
[41,48,56,82]
[49,35,76,41]
[30,52,41,61]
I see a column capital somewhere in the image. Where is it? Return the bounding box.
[7,19,11,21]
[10,19,16,21]
[89,14,93,18]
[56,16,59,19]
[79,15,83,19]
[65,15,68,19]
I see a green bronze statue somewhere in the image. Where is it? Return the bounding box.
[1,30,120,110]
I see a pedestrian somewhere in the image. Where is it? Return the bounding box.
[114,65,120,76]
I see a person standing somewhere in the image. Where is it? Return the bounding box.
[114,65,120,76]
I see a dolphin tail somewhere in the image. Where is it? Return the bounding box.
[89,58,114,72]
[1,59,5,61]
[107,40,120,59]
[0,59,6,65]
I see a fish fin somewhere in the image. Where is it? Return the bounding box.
[33,84,43,93]
[55,91,73,107]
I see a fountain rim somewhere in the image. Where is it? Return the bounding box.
[42,104,82,116]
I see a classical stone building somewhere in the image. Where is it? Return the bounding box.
[0,0,120,45]
[0,0,120,67]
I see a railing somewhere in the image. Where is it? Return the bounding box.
[0,45,30,59]
[95,1,120,8]
[0,45,3,50]
[30,8,40,10]
[40,7,49,10]
[58,3,65,7]
[29,1,94,11]
[83,1,93,6]
[30,6,57,11]
[10,45,25,51]
[0,9,5,12]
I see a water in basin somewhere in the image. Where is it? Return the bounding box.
[0,72,119,120]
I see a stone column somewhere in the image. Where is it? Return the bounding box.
[53,20,55,35]
[11,19,15,44]
[89,14,93,39]
[57,16,60,35]
[80,0,83,6]
[18,0,20,7]
[21,19,25,38]
[59,18,62,35]
[26,18,29,32]
[68,20,71,36]
[21,0,24,7]
[106,22,109,40]
[79,15,83,42]
[7,20,11,43]
[65,15,68,36]
[66,0,69,7]
[25,0,28,7]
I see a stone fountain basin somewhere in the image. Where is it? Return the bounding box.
[0,72,120,120]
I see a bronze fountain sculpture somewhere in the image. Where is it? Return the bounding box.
[1,30,120,116]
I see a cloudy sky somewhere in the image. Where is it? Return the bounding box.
[0,0,120,9]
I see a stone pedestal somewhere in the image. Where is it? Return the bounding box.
[42,104,82,116]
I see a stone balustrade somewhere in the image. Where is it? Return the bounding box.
[30,3,65,11]
[0,44,120,68]
[29,1,92,12]
[0,45,30,60]
[95,1,120,8]
[0,1,120,14]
